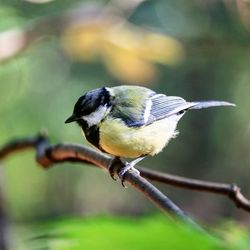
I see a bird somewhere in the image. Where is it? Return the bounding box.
[65,85,235,181]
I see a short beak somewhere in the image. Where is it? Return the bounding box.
[65,114,77,123]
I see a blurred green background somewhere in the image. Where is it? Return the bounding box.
[0,0,250,249]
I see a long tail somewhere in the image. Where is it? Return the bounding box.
[189,101,236,110]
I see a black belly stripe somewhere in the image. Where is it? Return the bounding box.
[84,125,100,149]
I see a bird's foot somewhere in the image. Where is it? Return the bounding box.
[118,164,140,187]
[108,157,140,187]
[108,157,122,181]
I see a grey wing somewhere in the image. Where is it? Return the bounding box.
[146,94,235,125]
[114,91,235,127]
[146,94,194,124]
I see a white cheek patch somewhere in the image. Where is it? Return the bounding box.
[82,105,110,127]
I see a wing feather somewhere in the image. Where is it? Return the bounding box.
[148,94,193,123]
[109,86,235,128]
[110,86,155,127]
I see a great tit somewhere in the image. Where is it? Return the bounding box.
[65,85,235,179]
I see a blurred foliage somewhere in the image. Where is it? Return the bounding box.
[62,19,184,83]
[0,1,250,248]
[9,215,250,250]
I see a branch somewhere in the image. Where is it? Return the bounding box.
[0,133,249,222]
[139,168,250,212]
[1,134,250,213]
[0,133,202,230]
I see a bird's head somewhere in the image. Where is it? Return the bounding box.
[65,87,114,127]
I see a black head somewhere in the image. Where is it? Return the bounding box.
[65,87,113,124]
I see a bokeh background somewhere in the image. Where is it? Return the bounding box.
[0,0,250,248]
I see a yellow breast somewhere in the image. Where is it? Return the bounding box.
[99,117,178,158]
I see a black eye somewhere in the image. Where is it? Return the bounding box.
[177,109,186,115]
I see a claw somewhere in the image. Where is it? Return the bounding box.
[118,164,140,187]
[108,156,143,187]
[121,178,127,188]
[118,162,131,179]
[118,162,130,187]
[108,157,122,181]
[108,164,117,181]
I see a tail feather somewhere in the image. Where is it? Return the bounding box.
[189,101,236,110]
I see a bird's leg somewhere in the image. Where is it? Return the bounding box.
[118,156,144,178]
[118,156,146,186]
[108,156,146,186]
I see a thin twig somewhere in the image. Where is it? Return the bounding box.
[0,133,250,215]
[139,168,250,212]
